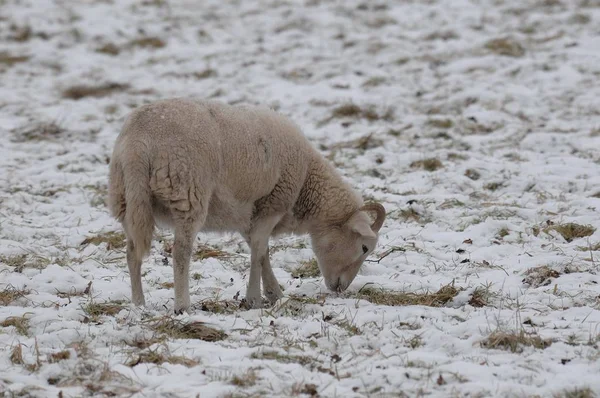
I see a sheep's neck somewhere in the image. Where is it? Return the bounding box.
[294,157,362,232]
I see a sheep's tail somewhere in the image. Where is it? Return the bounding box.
[108,150,154,260]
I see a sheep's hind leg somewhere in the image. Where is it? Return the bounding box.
[172,221,198,315]
[242,215,282,309]
[261,247,283,304]
[126,239,145,306]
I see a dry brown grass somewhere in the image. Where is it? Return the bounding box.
[410,158,443,172]
[290,259,320,278]
[1,315,30,336]
[485,37,525,57]
[80,231,126,250]
[327,102,394,123]
[10,344,24,365]
[481,330,552,353]
[129,37,166,49]
[0,285,30,306]
[544,223,596,243]
[464,168,481,180]
[231,368,258,387]
[553,387,596,398]
[199,298,241,314]
[96,43,120,55]
[427,118,453,129]
[250,350,314,366]
[126,348,198,368]
[356,283,461,307]
[82,301,125,322]
[163,241,236,262]
[62,83,130,100]
[522,265,560,288]
[0,52,29,66]
[49,350,71,363]
[149,316,227,342]
[468,287,490,308]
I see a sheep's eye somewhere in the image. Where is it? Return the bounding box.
[362,245,368,254]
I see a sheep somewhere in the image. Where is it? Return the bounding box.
[107,98,386,313]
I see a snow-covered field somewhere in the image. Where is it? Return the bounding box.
[2,0,600,396]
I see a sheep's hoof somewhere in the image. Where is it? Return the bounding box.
[265,290,283,305]
[240,296,269,310]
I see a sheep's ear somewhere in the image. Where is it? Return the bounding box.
[348,214,377,239]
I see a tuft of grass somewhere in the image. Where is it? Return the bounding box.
[468,287,491,308]
[150,316,227,342]
[485,37,525,57]
[80,231,126,250]
[128,37,166,49]
[231,369,258,387]
[12,121,67,142]
[163,241,236,261]
[484,182,504,191]
[96,43,120,55]
[0,52,29,66]
[328,102,394,122]
[410,158,443,172]
[0,285,30,306]
[82,301,125,322]
[496,228,510,239]
[49,350,71,363]
[1,316,30,336]
[194,69,217,79]
[199,298,240,314]
[362,76,386,87]
[330,132,384,152]
[544,223,596,243]
[290,259,320,278]
[481,330,552,353]
[10,344,24,365]
[126,348,198,368]
[553,387,596,398]
[356,283,461,307]
[123,336,164,350]
[427,118,453,129]
[1,253,51,271]
[522,265,560,287]
[250,350,314,366]
[464,168,481,181]
[62,83,130,100]
[576,242,600,252]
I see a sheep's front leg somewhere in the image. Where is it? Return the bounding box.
[243,215,282,309]
[173,224,195,315]
[261,247,283,304]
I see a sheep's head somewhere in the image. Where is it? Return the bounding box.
[311,203,386,292]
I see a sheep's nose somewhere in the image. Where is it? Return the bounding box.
[327,278,341,292]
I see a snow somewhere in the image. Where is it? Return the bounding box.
[1,0,600,396]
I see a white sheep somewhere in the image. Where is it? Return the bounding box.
[107,98,386,313]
